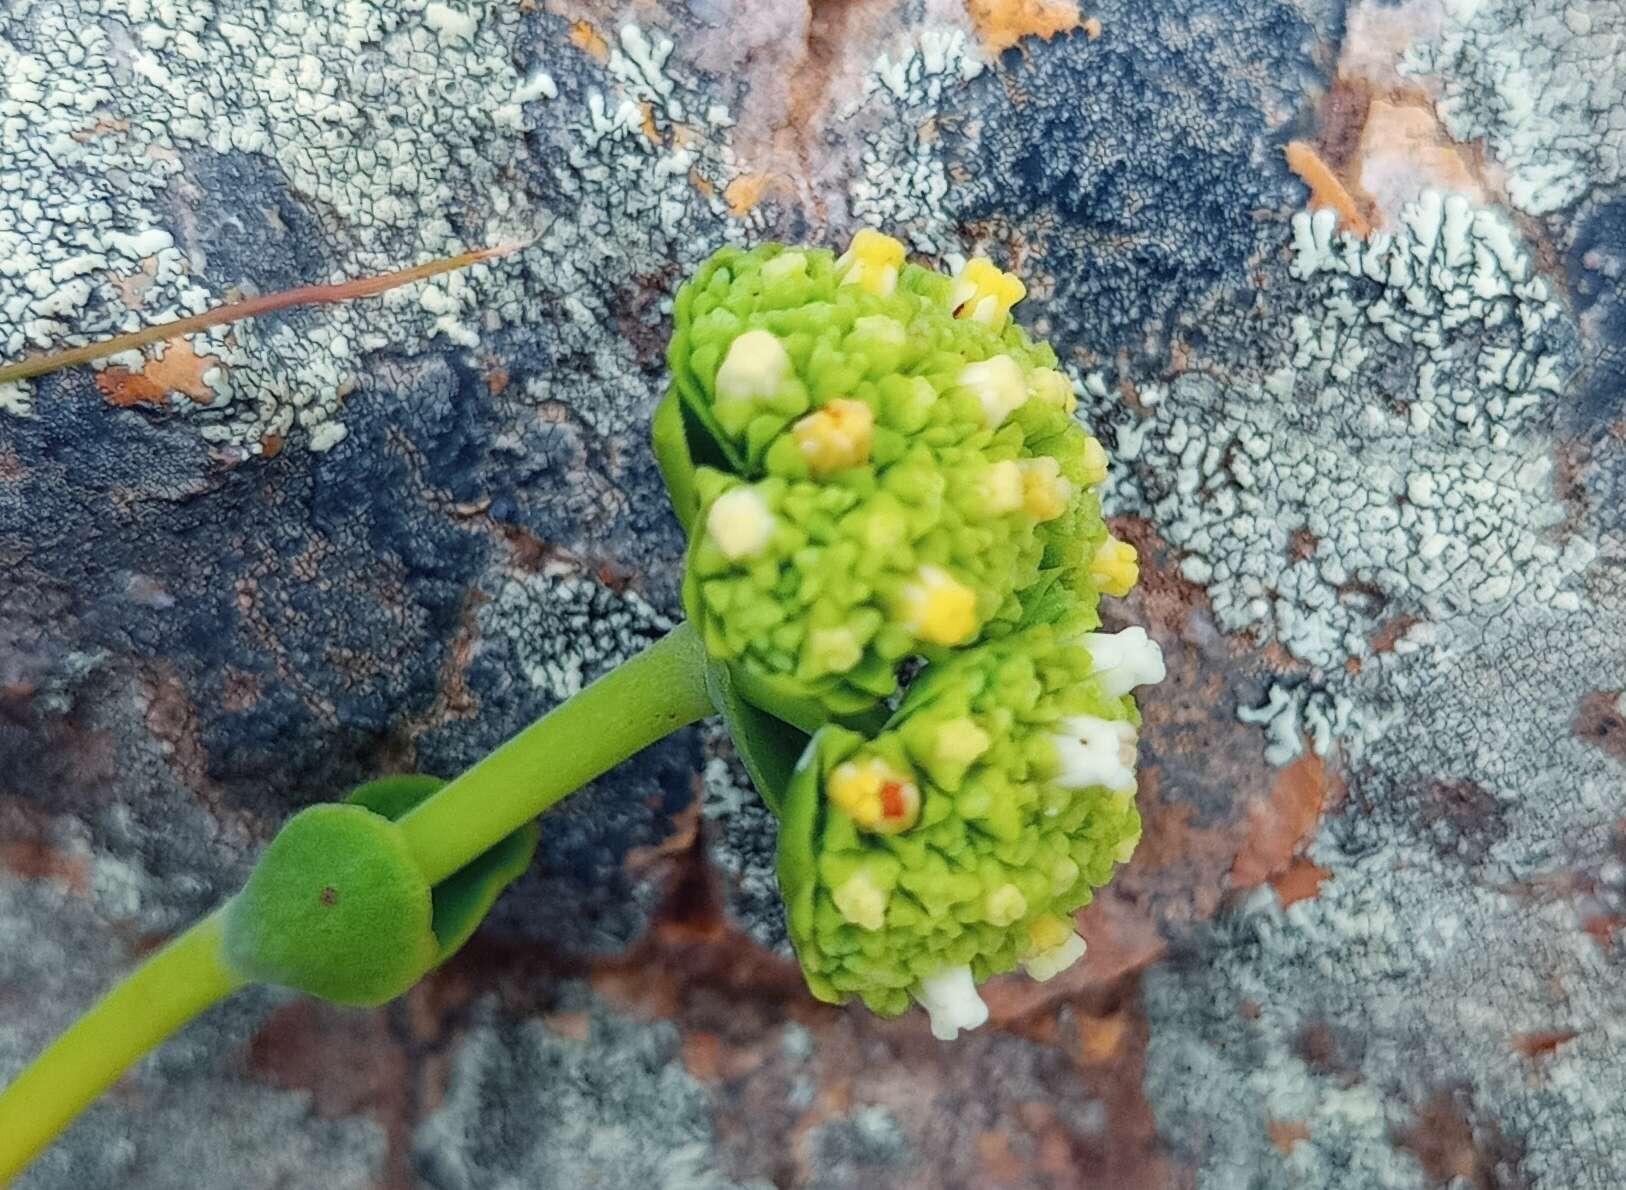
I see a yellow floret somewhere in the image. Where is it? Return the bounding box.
[898,565,978,646]
[1018,457,1072,521]
[1027,366,1077,413]
[949,257,1025,327]
[827,756,921,834]
[833,869,889,930]
[1091,536,1139,597]
[1027,914,1075,955]
[807,625,863,675]
[985,883,1028,927]
[836,229,907,297]
[792,398,875,476]
[934,718,992,770]
[1021,918,1087,982]
[979,460,1025,515]
[1081,435,1109,486]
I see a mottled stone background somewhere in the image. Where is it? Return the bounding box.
[2,0,1624,1186]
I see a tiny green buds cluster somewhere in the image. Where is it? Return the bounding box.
[665,235,1131,721]
[659,231,1162,1037]
[775,621,1164,1036]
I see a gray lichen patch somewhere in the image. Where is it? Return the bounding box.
[2,868,382,1190]
[413,988,767,1190]
[480,570,673,704]
[804,1104,911,1190]
[699,720,791,956]
[1400,0,1626,215]
[0,4,748,453]
[1088,194,1590,774]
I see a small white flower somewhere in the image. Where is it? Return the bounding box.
[957,355,1028,427]
[1051,715,1137,790]
[715,329,790,404]
[915,965,989,1041]
[1080,627,1166,698]
[706,487,775,560]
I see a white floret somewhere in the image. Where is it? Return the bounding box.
[715,329,790,404]
[1051,716,1137,790]
[915,965,989,1041]
[957,355,1028,426]
[1081,627,1167,698]
[706,487,775,560]
[1022,934,1087,982]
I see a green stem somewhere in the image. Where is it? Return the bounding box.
[0,911,245,1184]
[0,623,715,1181]
[399,620,715,885]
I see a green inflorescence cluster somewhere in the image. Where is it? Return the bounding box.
[777,624,1142,1017]
[662,232,1159,1029]
[667,240,1112,721]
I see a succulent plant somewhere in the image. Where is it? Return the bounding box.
[0,232,1160,1178]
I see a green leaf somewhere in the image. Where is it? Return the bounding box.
[703,658,810,816]
[773,724,861,1004]
[222,804,438,1007]
[652,391,701,535]
[346,775,539,965]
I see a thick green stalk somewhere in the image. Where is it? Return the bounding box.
[399,619,714,885]
[0,911,245,1184]
[0,623,716,1181]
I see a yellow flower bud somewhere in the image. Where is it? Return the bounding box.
[898,565,978,646]
[1027,366,1076,413]
[836,229,907,297]
[807,625,863,675]
[957,355,1028,427]
[1021,916,1087,982]
[1091,536,1139,597]
[949,257,1025,327]
[1018,456,1072,521]
[792,398,875,476]
[934,718,992,771]
[980,460,1025,515]
[833,868,889,930]
[715,329,790,405]
[1081,435,1109,486]
[985,883,1028,927]
[827,756,922,834]
[1027,914,1075,955]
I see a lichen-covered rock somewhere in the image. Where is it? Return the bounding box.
[3,0,1625,1186]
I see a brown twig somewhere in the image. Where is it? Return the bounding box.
[0,241,531,387]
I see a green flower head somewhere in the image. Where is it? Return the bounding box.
[775,622,1164,1037]
[658,230,1163,1037]
[660,232,1138,726]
